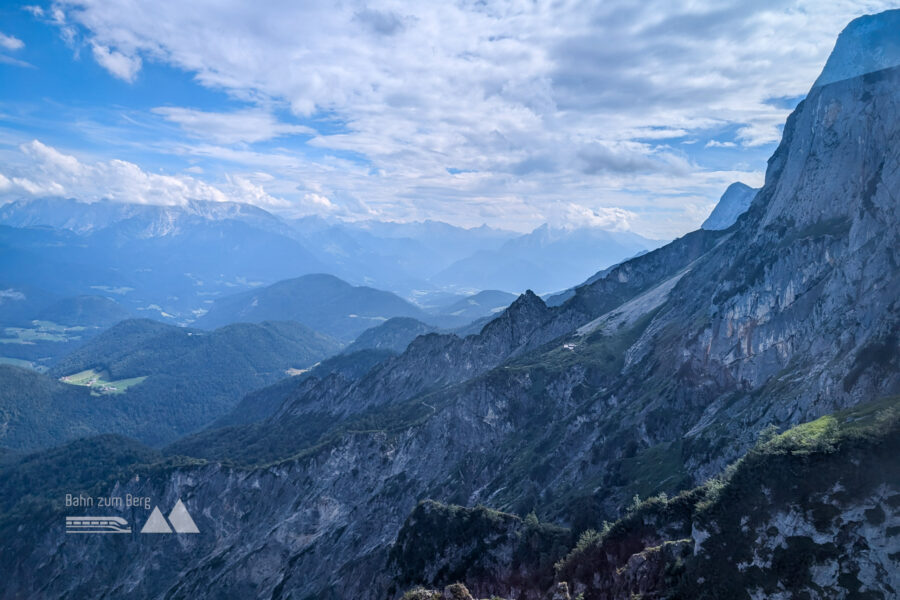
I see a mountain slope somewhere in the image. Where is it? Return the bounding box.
[217,227,725,460]
[0,319,340,450]
[34,295,133,327]
[0,223,726,597]
[206,348,395,429]
[195,273,431,340]
[343,317,438,355]
[0,365,106,451]
[395,396,900,599]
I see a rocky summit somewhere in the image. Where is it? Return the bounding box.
[1,10,899,600]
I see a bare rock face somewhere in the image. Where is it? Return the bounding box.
[667,60,900,476]
[813,9,900,88]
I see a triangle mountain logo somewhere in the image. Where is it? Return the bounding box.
[168,499,200,534]
[139,499,199,534]
[140,506,173,534]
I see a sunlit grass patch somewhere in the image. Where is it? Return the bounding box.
[60,368,147,395]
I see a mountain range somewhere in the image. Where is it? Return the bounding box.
[0,196,662,329]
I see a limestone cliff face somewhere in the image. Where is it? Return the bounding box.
[3,15,900,600]
[653,63,900,476]
[813,9,900,88]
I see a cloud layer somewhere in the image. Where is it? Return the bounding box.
[1,140,290,210]
[6,1,896,236]
[152,107,315,144]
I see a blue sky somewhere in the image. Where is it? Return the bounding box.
[0,1,896,238]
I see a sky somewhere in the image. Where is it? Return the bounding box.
[0,1,896,239]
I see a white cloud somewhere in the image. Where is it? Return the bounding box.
[21,139,84,173]
[2,140,290,210]
[152,107,315,144]
[38,0,898,236]
[302,192,336,211]
[0,33,24,51]
[551,204,637,231]
[736,122,784,147]
[705,140,737,148]
[0,289,27,302]
[91,42,141,82]
[0,55,35,68]
[225,174,290,209]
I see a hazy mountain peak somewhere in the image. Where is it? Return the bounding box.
[0,196,285,236]
[701,182,758,230]
[813,9,900,88]
[504,288,547,317]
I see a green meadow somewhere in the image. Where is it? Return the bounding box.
[60,368,147,396]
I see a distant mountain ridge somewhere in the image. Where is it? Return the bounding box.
[701,181,758,230]
[431,224,662,294]
[342,317,437,355]
[288,216,518,294]
[429,290,517,320]
[0,197,667,324]
[0,197,292,237]
[195,273,430,340]
[0,206,326,324]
